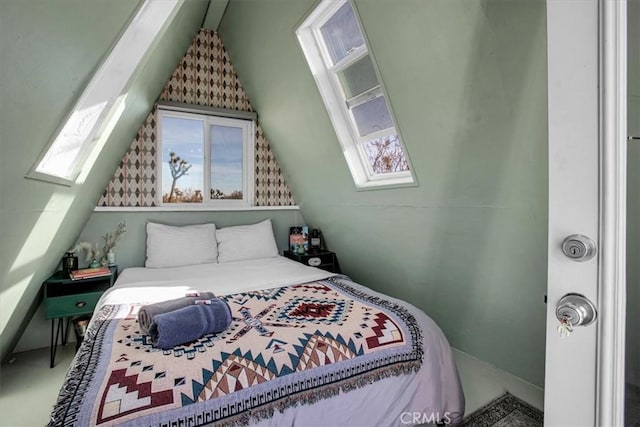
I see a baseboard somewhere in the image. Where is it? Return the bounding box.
[452,348,544,415]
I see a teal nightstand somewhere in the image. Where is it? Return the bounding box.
[43,266,117,367]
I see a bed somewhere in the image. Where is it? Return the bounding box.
[48,222,464,427]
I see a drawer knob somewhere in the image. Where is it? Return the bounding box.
[75,300,87,308]
[308,257,322,267]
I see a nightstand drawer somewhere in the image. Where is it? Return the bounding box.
[303,253,334,268]
[283,250,340,273]
[45,291,103,319]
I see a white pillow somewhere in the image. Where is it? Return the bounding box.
[216,219,279,263]
[145,222,218,268]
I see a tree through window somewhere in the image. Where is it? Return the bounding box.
[297,0,416,189]
[158,107,254,206]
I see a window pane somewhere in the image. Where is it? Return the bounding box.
[362,134,409,174]
[338,54,378,99]
[320,1,364,64]
[351,96,393,136]
[35,101,108,179]
[161,116,203,203]
[210,125,243,200]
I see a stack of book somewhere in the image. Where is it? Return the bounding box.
[70,267,111,280]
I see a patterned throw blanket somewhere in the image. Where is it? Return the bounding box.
[49,277,423,427]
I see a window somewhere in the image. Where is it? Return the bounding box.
[157,106,254,207]
[32,102,109,183]
[27,0,181,185]
[297,0,415,189]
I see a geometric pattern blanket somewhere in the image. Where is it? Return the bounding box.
[48,277,423,427]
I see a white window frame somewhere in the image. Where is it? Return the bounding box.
[157,105,255,208]
[296,0,416,189]
[26,0,181,186]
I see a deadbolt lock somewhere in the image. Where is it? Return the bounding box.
[562,234,597,261]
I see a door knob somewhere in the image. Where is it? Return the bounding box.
[555,293,597,327]
[562,234,597,261]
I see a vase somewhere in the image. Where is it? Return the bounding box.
[89,259,101,268]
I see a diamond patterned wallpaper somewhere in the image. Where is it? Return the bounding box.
[98,30,295,207]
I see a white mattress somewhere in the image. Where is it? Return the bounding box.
[99,256,334,307]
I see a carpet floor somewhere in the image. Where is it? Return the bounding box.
[461,392,543,427]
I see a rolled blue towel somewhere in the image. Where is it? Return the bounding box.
[138,292,216,334]
[148,298,233,349]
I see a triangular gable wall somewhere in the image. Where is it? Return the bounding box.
[98,29,294,207]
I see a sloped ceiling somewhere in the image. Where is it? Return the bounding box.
[0,0,550,390]
[0,0,209,361]
[203,0,229,31]
[218,0,548,386]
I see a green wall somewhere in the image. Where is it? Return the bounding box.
[219,0,548,386]
[0,0,209,361]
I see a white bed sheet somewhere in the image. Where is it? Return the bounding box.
[99,256,333,307]
[95,256,464,426]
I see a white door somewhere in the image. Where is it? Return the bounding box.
[545,1,627,426]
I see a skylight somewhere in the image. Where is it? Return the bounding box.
[297,0,416,189]
[27,0,181,185]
